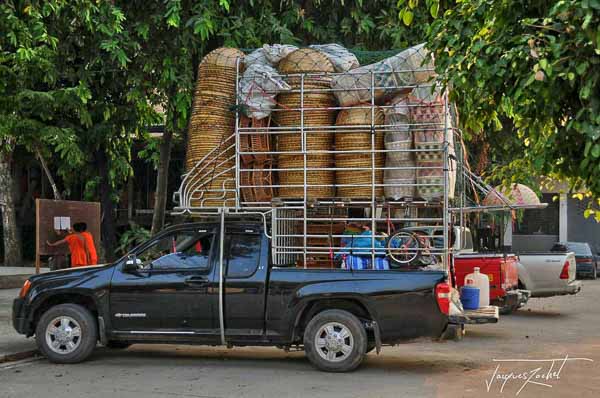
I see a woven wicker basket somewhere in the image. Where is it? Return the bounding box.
[240,162,276,204]
[239,116,273,165]
[334,106,384,198]
[278,48,335,74]
[185,47,244,207]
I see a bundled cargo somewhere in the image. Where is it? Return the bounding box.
[180,42,457,209]
[383,96,416,199]
[331,43,435,107]
[409,90,456,201]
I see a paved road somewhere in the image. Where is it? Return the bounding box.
[0,289,37,360]
[1,280,599,398]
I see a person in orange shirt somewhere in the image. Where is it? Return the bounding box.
[47,226,89,268]
[74,222,98,265]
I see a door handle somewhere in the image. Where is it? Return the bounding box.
[184,276,209,287]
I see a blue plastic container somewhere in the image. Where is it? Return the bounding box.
[460,286,480,310]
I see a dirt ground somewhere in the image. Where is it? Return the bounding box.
[1,280,598,398]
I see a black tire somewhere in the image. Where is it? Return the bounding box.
[35,304,98,364]
[592,266,597,280]
[303,309,367,372]
[105,341,131,349]
[499,304,519,315]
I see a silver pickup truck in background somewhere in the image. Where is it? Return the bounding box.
[517,252,582,297]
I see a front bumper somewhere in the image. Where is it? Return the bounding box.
[12,298,29,335]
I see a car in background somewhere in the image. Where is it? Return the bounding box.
[551,242,598,280]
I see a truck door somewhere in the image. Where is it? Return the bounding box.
[221,227,267,340]
[109,227,219,336]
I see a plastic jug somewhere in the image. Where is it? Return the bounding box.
[464,267,489,308]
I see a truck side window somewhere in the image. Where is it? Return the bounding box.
[226,234,261,278]
[137,231,214,270]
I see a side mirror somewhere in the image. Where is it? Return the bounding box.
[123,254,142,272]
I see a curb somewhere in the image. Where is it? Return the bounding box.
[0,275,29,290]
[0,350,39,364]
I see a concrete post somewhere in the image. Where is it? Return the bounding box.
[559,193,568,242]
[503,213,513,251]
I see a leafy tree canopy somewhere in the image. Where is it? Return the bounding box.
[426,0,600,216]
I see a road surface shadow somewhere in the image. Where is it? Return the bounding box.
[509,309,568,319]
[84,345,470,374]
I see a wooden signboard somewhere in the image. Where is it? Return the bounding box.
[35,199,101,273]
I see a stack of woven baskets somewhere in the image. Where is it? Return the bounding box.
[275,49,337,198]
[383,96,416,199]
[239,116,276,204]
[185,47,244,207]
[335,106,385,198]
[411,95,449,201]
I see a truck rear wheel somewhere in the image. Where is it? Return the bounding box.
[303,309,367,372]
[35,304,97,364]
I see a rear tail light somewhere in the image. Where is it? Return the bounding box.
[435,282,451,315]
[559,261,570,280]
[578,258,592,263]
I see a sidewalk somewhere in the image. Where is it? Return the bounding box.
[0,288,38,362]
[0,267,49,289]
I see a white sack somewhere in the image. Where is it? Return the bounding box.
[309,44,359,72]
[239,63,291,120]
[262,44,298,65]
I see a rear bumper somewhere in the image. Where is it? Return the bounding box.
[566,280,583,294]
[493,289,530,308]
[530,280,583,297]
[576,264,595,277]
[449,306,499,325]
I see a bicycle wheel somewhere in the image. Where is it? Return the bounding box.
[387,232,420,264]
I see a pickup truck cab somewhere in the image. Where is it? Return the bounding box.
[14,220,462,372]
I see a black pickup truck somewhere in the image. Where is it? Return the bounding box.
[14,221,466,372]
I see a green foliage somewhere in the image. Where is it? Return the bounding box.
[0,1,86,164]
[426,0,600,203]
[117,222,151,255]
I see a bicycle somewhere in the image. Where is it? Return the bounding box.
[386,230,434,265]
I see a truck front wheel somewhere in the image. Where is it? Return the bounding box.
[35,304,98,364]
[303,309,367,372]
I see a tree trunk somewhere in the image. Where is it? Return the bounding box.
[96,150,118,262]
[0,154,23,267]
[150,123,175,235]
[36,148,62,200]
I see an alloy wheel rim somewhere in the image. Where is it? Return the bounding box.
[314,322,354,362]
[45,316,82,355]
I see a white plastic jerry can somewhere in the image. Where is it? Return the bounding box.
[464,267,490,308]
